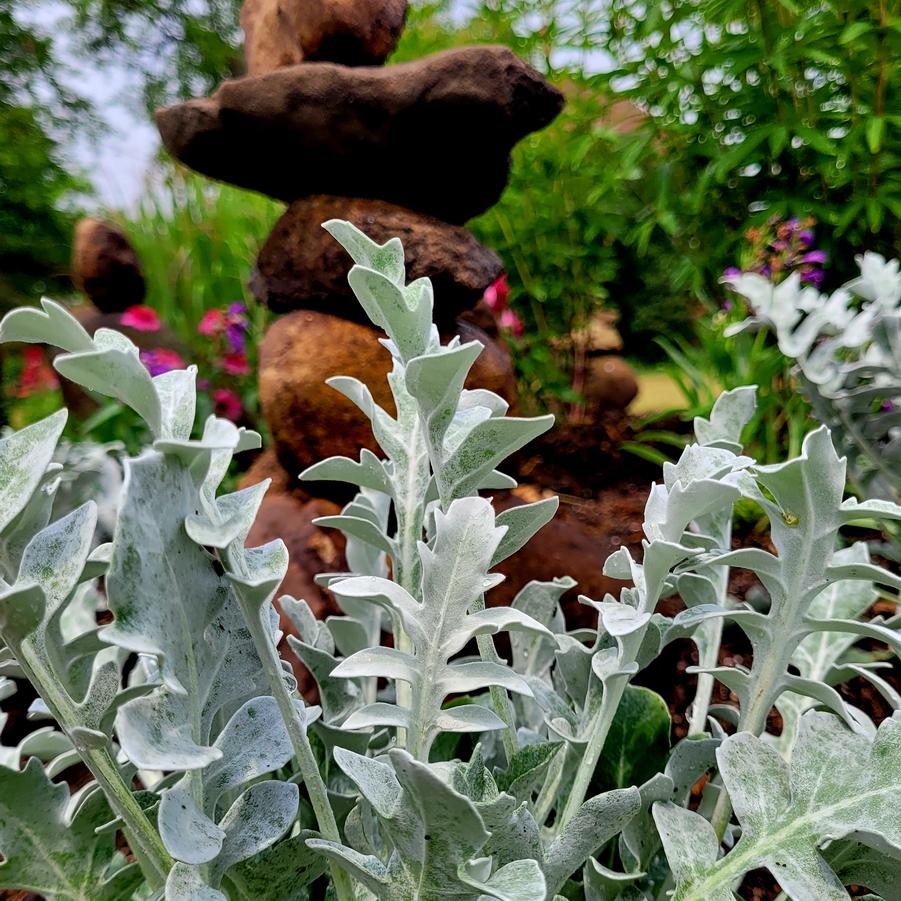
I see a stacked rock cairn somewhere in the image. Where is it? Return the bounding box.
[154,0,607,641]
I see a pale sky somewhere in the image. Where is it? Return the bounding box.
[21,1,166,212]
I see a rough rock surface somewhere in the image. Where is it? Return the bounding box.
[259,310,517,480]
[489,492,627,630]
[72,219,145,312]
[239,446,308,500]
[156,46,564,222]
[582,355,639,411]
[241,0,407,74]
[250,195,502,325]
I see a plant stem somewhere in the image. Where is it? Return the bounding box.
[11,649,172,888]
[470,593,518,765]
[532,743,566,826]
[229,580,355,901]
[557,678,627,831]
[687,530,732,736]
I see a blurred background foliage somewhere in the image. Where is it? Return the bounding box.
[1,0,899,462]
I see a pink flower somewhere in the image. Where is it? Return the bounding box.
[120,305,161,332]
[220,351,251,376]
[483,275,510,312]
[140,348,185,376]
[14,347,59,397]
[499,308,524,337]
[213,388,244,422]
[198,309,225,336]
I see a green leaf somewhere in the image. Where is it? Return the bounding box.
[494,741,562,802]
[331,497,550,758]
[597,686,670,791]
[0,757,141,900]
[657,713,901,899]
[226,831,326,900]
[0,409,66,540]
[867,117,885,154]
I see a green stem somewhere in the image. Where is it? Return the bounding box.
[471,593,518,765]
[687,529,732,736]
[532,743,566,827]
[12,649,172,888]
[229,580,354,901]
[557,677,628,831]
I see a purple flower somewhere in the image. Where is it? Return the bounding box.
[799,229,814,246]
[800,268,825,287]
[723,266,742,279]
[140,349,185,376]
[225,323,246,353]
[802,249,828,264]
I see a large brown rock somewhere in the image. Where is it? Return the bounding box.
[489,491,628,630]
[156,46,564,223]
[72,219,145,312]
[250,195,502,326]
[582,355,638,412]
[244,491,346,695]
[259,310,517,481]
[241,0,407,74]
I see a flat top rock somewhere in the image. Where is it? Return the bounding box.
[157,45,564,223]
[250,195,502,323]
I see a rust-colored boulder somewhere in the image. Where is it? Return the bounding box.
[239,445,308,500]
[246,493,345,621]
[156,46,564,223]
[244,491,346,695]
[241,0,407,74]
[582,355,638,412]
[250,195,502,326]
[259,310,517,479]
[72,219,145,312]
[488,491,629,630]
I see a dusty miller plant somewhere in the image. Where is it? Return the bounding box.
[0,222,899,901]
[727,252,901,507]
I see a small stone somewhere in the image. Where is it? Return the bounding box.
[582,355,638,411]
[72,219,145,312]
[241,0,408,74]
[156,45,564,223]
[250,195,502,326]
[258,310,517,478]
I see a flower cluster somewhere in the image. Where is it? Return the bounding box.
[482,275,524,336]
[118,304,247,422]
[724,215,827,289]
[198,303,251,375]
